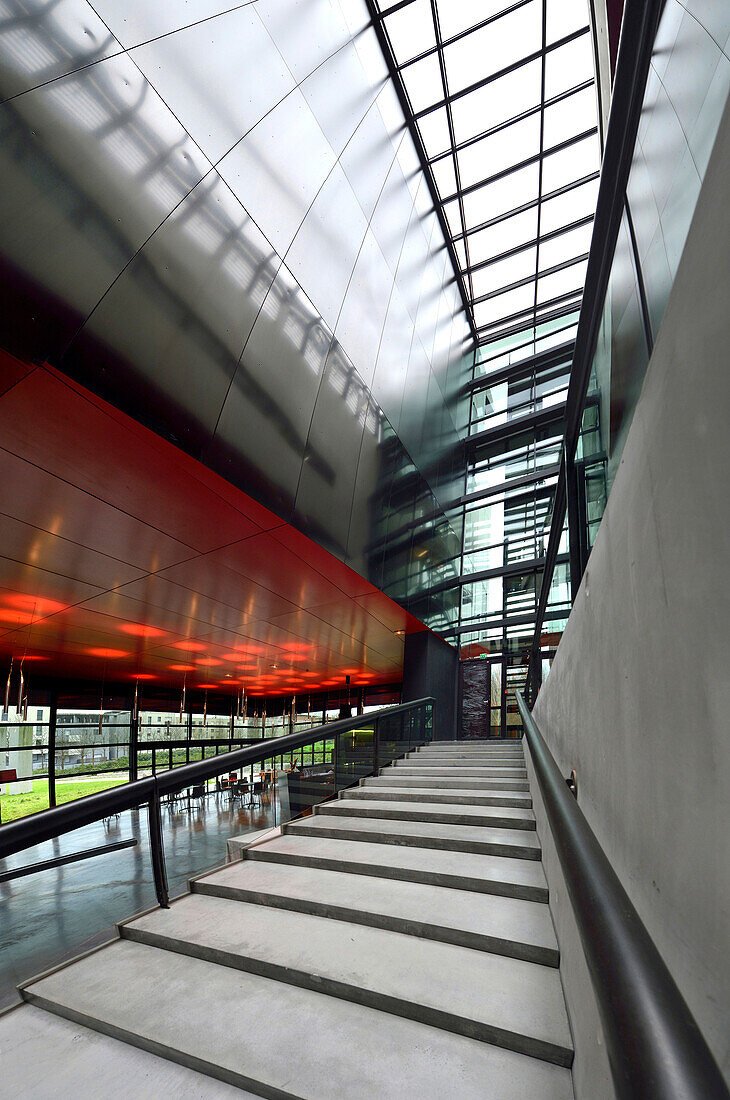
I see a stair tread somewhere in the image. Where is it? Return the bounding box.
[23,940,573,1098]
[247,834,549,898]
[393,767,527,777]
[123,895,570,1062]
[395,763,527,772]
[286,813,541,855]
[411,756,524,762]
[194,859,558,963]
[0,1004,248,1098]
[365,775,530,790]
[348,786,531,806]
[326,798,536,829]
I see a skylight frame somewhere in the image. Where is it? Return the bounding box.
[367,0,601,344]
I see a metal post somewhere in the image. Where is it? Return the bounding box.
[373,716,379,776]
[147,780,169,908]
[48,689,58,808]
[129,710,138,783]
[566,449,583,600]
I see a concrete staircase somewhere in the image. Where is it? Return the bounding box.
[4,740,574,1098]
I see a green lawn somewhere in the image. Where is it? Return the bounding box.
[0,778,127,823]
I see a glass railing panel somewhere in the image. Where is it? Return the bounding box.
[375,710,410,770]
[0,700,435,1004]
[0,810,155,1010]
[335,722,375,792]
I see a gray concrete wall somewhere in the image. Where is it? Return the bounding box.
[533,93,730,1088]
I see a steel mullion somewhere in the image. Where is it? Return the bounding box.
[476,298,582,342]
[413,25,590,120]
[476,322,577,363]
[397,0,535,73]
[428,0,473,305]
[429,79,595,167]
[472,252,590,307]
[442,126,598,207]
[364,0,477,339]
[463,213,594,277]
[532,0,549,338]
[373,0,419,20]
[477,288,584,333]
[476,303,582,346]
[451,171,599,244]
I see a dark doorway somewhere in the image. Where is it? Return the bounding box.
[459,655,526,739]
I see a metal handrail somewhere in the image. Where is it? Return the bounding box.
[0,697,435,906]
[516,692,729,1099]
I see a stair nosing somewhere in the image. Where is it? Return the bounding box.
[190,877,559,967]
[245,846,549,901]
[285,821,542,860]
[118,904,571,1067]
[318,802,537,832]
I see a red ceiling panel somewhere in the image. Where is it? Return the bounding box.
[0,350,425,693]
[0,449,193,572]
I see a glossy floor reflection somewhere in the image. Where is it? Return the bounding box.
[0,792,276,1010]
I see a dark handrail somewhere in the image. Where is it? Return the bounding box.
[0,698,434,905]
[516,692,729,1099]
[0,698,432,858]
[526,0,666,700]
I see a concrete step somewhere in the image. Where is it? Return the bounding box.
[326,797,536,831]
[429,740,520,746]
[393,763,527,777]
[414,746,524,753]
[0,1004,249,1098]
[364,774,530,791]
[347,786,532,808]
[121,895,572,1065]
[405,759,525,769]
[193,858,559,966]
[285,813,542,859]
[419,744,523,752]
[408,755,525,765]
[22,940,573,1098]
[245,833,549,902]
[411,748,525,756]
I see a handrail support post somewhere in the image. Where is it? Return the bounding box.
[147,780,169,909]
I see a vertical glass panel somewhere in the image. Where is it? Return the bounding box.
[335,721,375,790]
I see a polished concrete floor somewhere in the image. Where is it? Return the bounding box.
[0,792,276,1009]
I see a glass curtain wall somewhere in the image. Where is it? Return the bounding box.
[454,335,572,735]
[370,0,602,735]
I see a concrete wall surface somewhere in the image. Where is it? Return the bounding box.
[533,96,730,1085]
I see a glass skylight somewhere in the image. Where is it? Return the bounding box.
[372,0,601,343]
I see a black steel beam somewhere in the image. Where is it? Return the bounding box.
[472,253,590,307]
[398,0,534,73]
[413,26,590,120]
[443,131,598,209]
[365,0,476,339]
[466,401,567,452]
[429,81,595,166]
[451,171,599,244]
[476,289,584,342]
[443,607,568,636]
[459,466,561,508]
[476,300,582,345]
[463,213,595,277]
[526,0,669,697]
[467,342,574,394]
